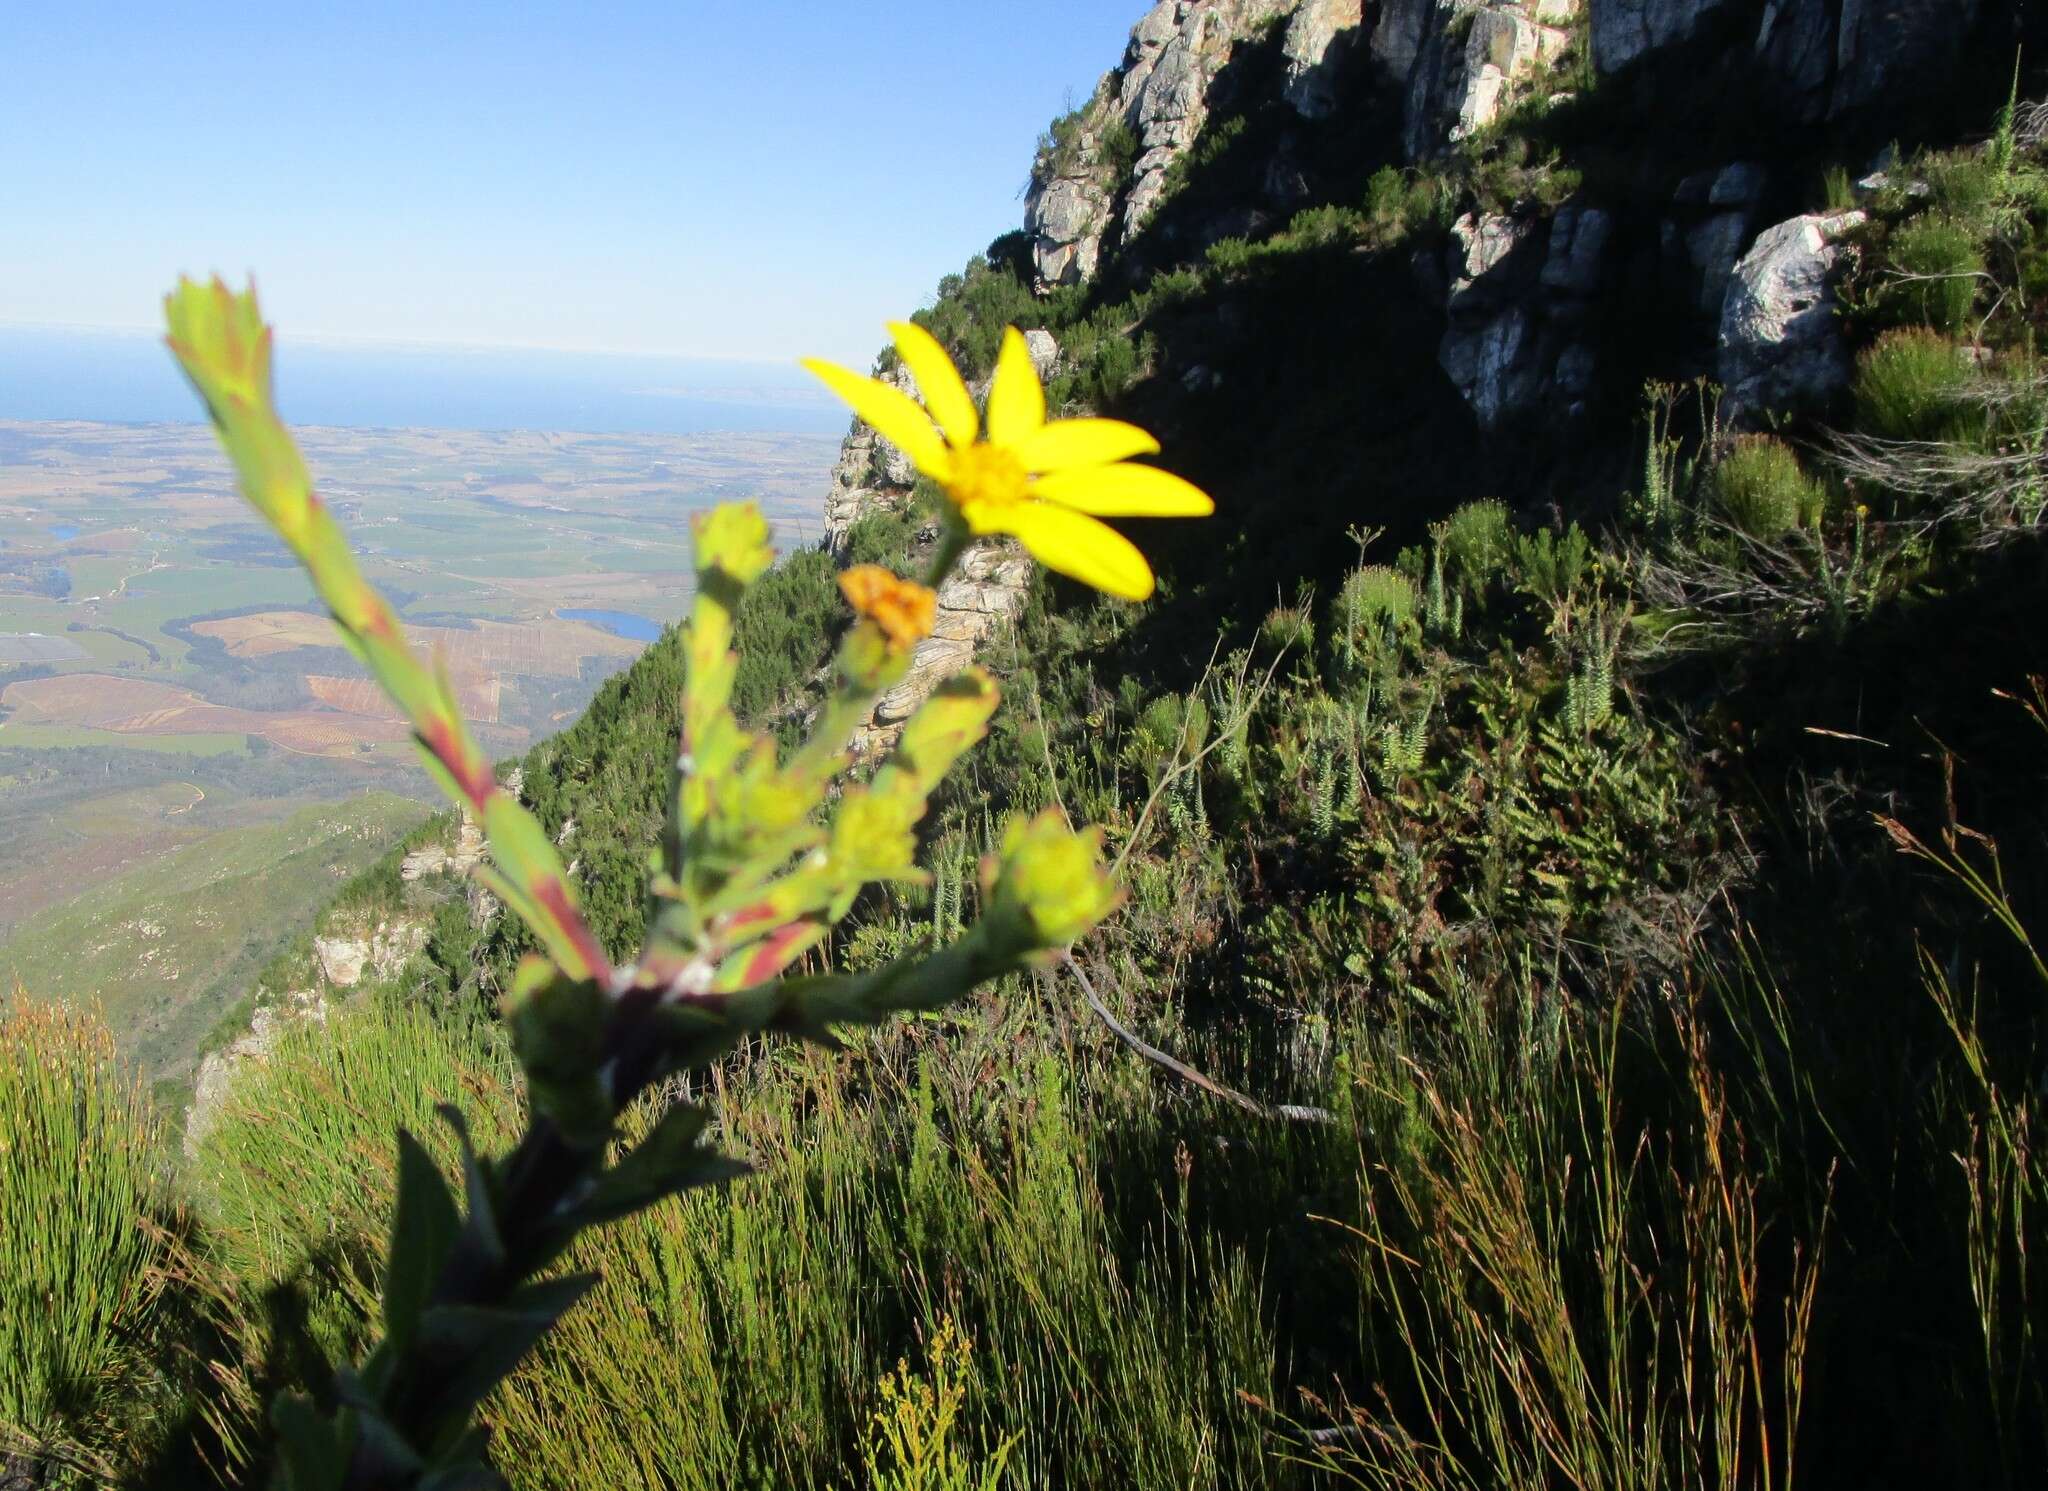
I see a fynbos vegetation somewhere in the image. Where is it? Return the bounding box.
[6,6,2048,1491]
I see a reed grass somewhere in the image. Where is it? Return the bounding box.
[0,992,167,1481]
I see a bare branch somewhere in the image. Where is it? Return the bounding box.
[1063,953,1336,1125]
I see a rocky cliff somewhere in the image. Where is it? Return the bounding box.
[811,0,2021,738]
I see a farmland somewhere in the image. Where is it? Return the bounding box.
[0,418,834,766]
[0,417,836,1073]
[0,788,427,1089]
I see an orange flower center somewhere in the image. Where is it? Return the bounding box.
[839,565,938,651]
[945,441,1028,525]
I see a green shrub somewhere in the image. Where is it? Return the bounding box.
[852,1316,1018,1491]
[1821,163,1856,213]
[0,996,165,1475]
[1205,235,1255,274]
[1443,498,1513,591]
[1923,151,2005,222]
[1365,166,1407,226]
[1337,565,1418,632]
[1853,327,1979,443]
[1884,215,1985,334]
[1512,524,1591,602]
[1261,604,1314,652]
[1712,436,1826,539]
[1098,116,1141,182]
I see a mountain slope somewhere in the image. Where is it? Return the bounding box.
[174,3,2048,1486]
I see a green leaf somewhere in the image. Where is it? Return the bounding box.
[414,1274,599,1428]
[384,1128,461,1353]
[269,1392,348,1491]
[345,1403,428,1484]
[435,1103,507,1278]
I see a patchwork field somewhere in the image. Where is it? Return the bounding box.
[0,789,428,1087]
[0,417,836,1073]
[0,419,833,754]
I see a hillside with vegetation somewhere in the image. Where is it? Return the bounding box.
[7,1,2048,1487]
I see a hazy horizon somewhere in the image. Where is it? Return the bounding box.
[0,321,851,437]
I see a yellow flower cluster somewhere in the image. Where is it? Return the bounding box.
[839,563,937,651]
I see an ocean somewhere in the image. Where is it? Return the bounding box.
[0,323,848,437]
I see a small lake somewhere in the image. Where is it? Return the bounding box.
[49,525,79,541]
[559,608,663,643]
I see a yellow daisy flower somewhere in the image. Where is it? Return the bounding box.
[802,322,1213,601]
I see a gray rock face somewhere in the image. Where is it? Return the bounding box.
[1450,10,1572,140]
[1718,209,1867,426]
[1373,0,1577,158]
[1440,200,1611,428]
[1540,204,1613,295]
[1023,0,1302,287]
[313,920,426,990]
[859,543,1034,753]
[1782,0,1979,119]
[1709,161,1766,206]
[1027,173,1114,287]
[1371,0,1454,81]
[1441,306,1540,427]
[1118,0,1295,240]
[1448,211,1537,308]
[823,361,924,556]
[1282,0,1364,118]
[1685,210,1753,314]
[1593,0,1980,119]
[185,985,329,1162]
[1589,0,1728,73]
[400,805,485,881]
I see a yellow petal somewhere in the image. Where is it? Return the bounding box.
[800,358,951,479]
[1015,418,1161,474]
[1031,461,1216,518]
[985,327,1046,449]
[886,320,979,449]
[1000,499,1155,601]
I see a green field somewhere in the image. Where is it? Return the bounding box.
[0,790,428,1086]
[0,721,252,754]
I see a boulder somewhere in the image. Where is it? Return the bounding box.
[1442,7,1573,146]
[1440,306,1539,428]
[1023,329,1060,380]
[314,934,369,988]
[1718,209,1867,426]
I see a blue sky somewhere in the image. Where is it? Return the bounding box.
[0,3,1136,367]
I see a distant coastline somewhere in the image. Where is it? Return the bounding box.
[0,324,849,438]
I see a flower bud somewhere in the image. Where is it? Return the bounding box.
[839,565,937,652]
[984,810,1121,954]
[694,502,775,587]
